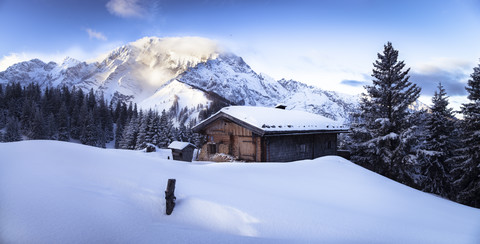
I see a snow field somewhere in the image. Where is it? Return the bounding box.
[1,140,479,243]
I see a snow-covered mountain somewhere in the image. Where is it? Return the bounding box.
[0,36,358,124]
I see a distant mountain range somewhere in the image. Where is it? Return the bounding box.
[0,37,359,125]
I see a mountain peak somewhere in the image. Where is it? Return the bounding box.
[129,36,222,63]
[60,57,81,68]
[0,36,358,125]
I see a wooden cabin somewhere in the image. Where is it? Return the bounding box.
[168,141,197,162]
[192,106,348,162]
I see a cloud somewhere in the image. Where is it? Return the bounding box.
[410,58,473,96]
[86,28,107,41]
[414,58,471,74]
[340,79,366,87]
[106,0,147,18]
[0,53,24,71]
[410,71,468,96]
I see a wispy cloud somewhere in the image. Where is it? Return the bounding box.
[411,58,473,96]
[0,53,25,71]
[410,71,468,96]
[86,28,107,41]
[340,79,366,87]
[106,0,147,18]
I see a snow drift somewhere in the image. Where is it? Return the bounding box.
[1,140,479,243]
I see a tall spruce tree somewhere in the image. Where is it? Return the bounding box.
[4,116,22,142]
[119,115,140,149]
[80,111,98,147]
[158,109,173,148]
[30,108,46,139]
[349,42,421,184]
[418,83,456,197]
[57,102,70,141]
[454,61,480,207]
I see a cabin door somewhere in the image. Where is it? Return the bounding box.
[239,138,256,161]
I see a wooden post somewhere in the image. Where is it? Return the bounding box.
[165,179,176,215]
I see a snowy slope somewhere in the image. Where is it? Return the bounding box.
[1,141,479,243]
[176,55,358,122]
[0,36,357,124]
[176,53,286,106]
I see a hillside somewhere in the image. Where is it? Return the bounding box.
[0,37,358,124]
[1,141,479,243]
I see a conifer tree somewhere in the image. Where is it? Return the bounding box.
[349,42,421,184]
[114,117,124,149]
[80,111,98,147]
[135,111,148,150]
[44,112,57,140]
[418,83,456,197]
[86,88,96,110]
[4,116,22,142]
[97,94,113,142]
[119,115,140,149]
[0,84,4,109]
[158,109,173,148]
[30,108,46,139]
[57,102,70,141]
[454,61,480,207]
[0,109,6,129]
[20,100,35,135]
[147,111,160,146]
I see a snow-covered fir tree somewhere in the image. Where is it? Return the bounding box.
[80,111,99,147]
[31,107,46,140]
[418,83,457,197]
[453,61,480,208]
[4,116,22,142]
[114,118,124,149]
[57,102,70,141]
[119,115,140,150]
[135,111,148,150]
[349,42,421,185]
[158,109,173,148]
[97,93,114,142]
[147,110,160,147]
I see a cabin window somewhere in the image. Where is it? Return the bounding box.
[327,141,332,149]
[208,144,217,154]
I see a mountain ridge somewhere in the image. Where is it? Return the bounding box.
[0,36,358,125]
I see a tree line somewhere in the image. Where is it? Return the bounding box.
[0,83,203,149]
[345,42,480,208]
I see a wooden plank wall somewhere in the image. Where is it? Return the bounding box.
[203,119,259,161]
[199,118,339,162]
[266,133,338,162]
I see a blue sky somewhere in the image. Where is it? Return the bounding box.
[1,0,480,109]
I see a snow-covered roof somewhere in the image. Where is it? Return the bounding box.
[168,141,195,150]
[194,106,348,135]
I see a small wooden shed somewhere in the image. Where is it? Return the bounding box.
[193,106,349,162]
[168,141,197,162]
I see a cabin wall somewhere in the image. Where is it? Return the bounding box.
[313,133,337,158]
[198,119,260,162]
[198,118,339,162]
[182,147,195,162]
[264,133,338,162]
[171,146,195,162]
